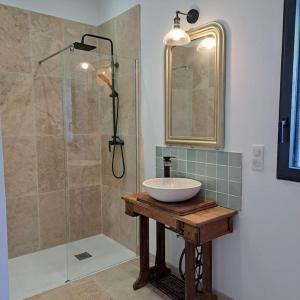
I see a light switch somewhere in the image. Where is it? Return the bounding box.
[252,145,264,171]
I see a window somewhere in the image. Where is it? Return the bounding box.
[277,0,300,181]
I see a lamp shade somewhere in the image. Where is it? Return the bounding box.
[163,28,191,46]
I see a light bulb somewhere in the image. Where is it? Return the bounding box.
[76,61,95,71]
[197,37,216,50]
[76,62,95,72]
[80,62,89,69]
[163,28,191,46]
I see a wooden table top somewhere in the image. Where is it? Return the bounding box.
[122,192,238,228]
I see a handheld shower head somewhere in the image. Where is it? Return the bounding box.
[97,72,112,88]
[97,70,118,97]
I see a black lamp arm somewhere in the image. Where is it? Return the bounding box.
[174,9,199,24]
[176,10,188,16]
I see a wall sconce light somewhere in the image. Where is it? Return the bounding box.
[163,9,199,46]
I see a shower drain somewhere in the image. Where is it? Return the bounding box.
[74,252,92,261]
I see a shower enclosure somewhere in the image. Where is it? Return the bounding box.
[5,35,139,299]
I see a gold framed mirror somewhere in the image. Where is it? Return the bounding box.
[165,22,225,148]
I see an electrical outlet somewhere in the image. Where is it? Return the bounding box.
[252,145,264,171]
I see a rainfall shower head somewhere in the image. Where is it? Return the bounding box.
[73,42,96,51]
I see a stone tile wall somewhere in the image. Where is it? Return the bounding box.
[97,5,140,252]
[0,4,101,258]
[0,3,140,258]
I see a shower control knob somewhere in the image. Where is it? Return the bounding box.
[108,136,125,152]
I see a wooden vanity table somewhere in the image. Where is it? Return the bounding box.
[122,192,237,300]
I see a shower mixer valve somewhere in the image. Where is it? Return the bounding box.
[108,136,125,152]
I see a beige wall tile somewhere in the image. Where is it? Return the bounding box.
[99,90,113,135]
[171,88,193,136]
[37,136,65,193]
[172,64,193,89]
[193,48,214,90]
[0,5,32,73]
[70,81,101,135]
[67,134,101,161]
[101,184,120,242]
[32,36,64,78]
[63,19,87,45]
[30,12,63,40]
[192,88,215,138]
[0,73,35,136]
[39,190,67,249]
[68,160,101,189]
[63,19,98,46]
[119,135,137,194]
[0,5,30,48]
[30,13,64,75]
[101,135,121,187]
[97,19,116,57]
[69,185,101,241]
[7,195,39,258]
[0,46,32,74]
[3,136,38,198]
[119,201,137,252]
[117,58,137,137]
[119,144,137,252]
[33,76,64,135]
[115,5,140,59]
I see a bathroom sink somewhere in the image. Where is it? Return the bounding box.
[143,178,202,202]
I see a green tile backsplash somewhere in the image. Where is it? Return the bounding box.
[156,146,242,211]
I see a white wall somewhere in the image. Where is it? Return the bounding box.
[0,0,102,25]
[0,131,9,300]
[97,1,300,299]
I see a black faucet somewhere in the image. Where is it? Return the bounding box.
[163,156,175,177]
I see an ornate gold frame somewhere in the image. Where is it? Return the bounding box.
[165,22,225,149]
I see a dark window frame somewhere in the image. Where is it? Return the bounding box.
[277,0,300,182]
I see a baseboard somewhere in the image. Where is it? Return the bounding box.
[214,290,234,300]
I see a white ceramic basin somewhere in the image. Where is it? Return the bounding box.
[143,178,202,202]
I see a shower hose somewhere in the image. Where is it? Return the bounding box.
[111,94,126,179]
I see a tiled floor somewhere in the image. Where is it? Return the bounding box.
[9,234,136,300]
[27,258,231,300]
[27,259,169,300]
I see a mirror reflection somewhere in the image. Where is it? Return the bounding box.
[171,35,217,138]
